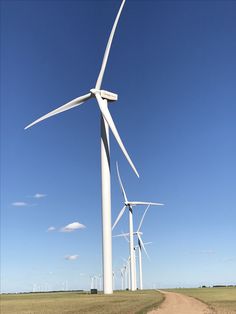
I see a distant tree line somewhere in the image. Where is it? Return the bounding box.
[201,285,236,288]
[1,290,86,295]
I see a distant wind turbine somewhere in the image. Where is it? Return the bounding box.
[122,256,131,290]
[114,205,153,290]
[112,271,116,290]
[25,0,137,294]
[112,163,163,290]
[120,267,125,290]
[90,276,95,290]
[115,209,153,290]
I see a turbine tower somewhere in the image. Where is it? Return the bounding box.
[25,0,138,294]
[112,163,163,290]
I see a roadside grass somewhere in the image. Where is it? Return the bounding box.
[166,287,236,313]
[0,290,163,314]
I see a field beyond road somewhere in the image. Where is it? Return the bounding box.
[0,290,163,314]
[166,287,236,313]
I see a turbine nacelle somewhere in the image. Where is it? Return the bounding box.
[90,89,118,102]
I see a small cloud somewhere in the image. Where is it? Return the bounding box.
[60,221,86,233]
[47,226,56,232]
[12,202,28,207]
[65,255,79,261]
[34,193,46,199]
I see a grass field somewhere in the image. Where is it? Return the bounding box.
[166,287,236,313]
[0,290,163,314]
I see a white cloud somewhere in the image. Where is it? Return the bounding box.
[65,255,79,261]
[34,193,46,199]
[47,226,56,232]
[60,221,86,233]
[12,202,28,207]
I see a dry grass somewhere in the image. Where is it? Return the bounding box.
[166,287,236,313]
[0,290,163,314]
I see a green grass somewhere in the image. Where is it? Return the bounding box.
[0,290,163,314]
[166,287,236,313]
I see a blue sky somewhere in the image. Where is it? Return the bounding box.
[1,0,236,293]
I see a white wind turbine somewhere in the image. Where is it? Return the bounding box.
[120,267,125,290]
[112,163,163,290]
[24,0,138,294]
[135,205,153,290]
[98,274,102,291]
[116,239,152,291]
[112,270,117,290]
[90,275,95,290]
[133,241,152,290]
[114,215,152,291]
[122,256,131,290]
[136,238,152,291]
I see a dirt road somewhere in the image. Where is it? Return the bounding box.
[148,291,213,314]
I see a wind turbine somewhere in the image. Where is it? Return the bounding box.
[112,163,163,290]
[136,206,152,290]
[134,242,152,290]
[120,267,125,290]
[90,276,95,290]
[25,0,138,294]
[112,271,117,290]
[114,204,153,290]
[98,274,102,291]
[122,256,131,290]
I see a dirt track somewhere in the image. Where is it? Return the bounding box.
[148,291,213,314]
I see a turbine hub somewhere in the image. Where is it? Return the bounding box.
[125,202,131,207]
[126,202,134,208]
[90,89,118,102]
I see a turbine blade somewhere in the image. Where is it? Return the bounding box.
[25,93,92,129]
[112,205,126,230]
[116,230,130,243]
[95,93,139,177]
[95,0,126,89]
[137,204,150,232]
[113,232,129,238]
[121,257,126,263]
[116,162,128,203]
[129,201,164,206]
[122,230,130,243]
[138,233,150,260]
[122,257,129,265]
